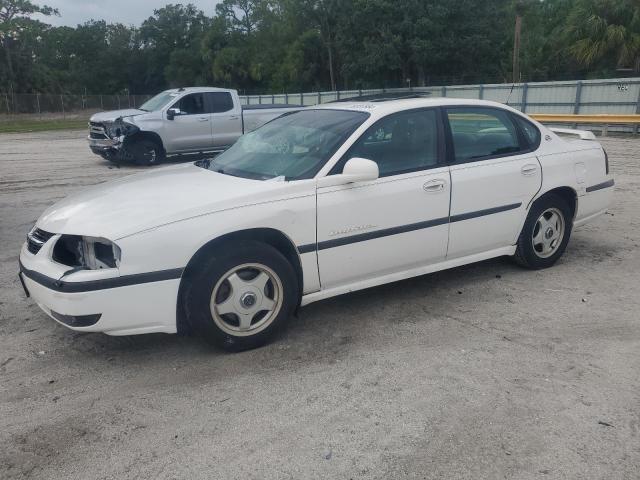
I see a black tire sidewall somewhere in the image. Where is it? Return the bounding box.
[131,139,163,166]
[183,241,298,351]
[517,193,573,269]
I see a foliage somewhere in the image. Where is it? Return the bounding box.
[1,0,639,94]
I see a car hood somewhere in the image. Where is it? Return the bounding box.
[36,164,297,240]
[90,109,146,123]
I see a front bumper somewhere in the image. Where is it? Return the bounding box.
[87,136,121,152]
[19,241,180,336]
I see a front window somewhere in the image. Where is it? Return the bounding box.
[197,109,369,180]
[334,109,440,177]
[139,91,180,112]
[172,93,207,115]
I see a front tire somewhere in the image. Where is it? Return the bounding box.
[183,241,298,351]
[514,193,573,269]
[128,138,164,166]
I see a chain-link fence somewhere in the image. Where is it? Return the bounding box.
[2,77,639,123]
[240,78,640,116]
[0,93,154,121]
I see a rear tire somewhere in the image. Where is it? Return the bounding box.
[182,241,298,351]
[514,193,573,269]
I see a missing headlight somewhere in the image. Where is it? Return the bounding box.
[105,118,139,139]
[53,235,121,269]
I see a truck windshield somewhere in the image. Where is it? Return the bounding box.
[139,91,179,112]
[197,109,369,180]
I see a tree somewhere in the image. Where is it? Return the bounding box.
[565,0,640,74]
[140,4,210,88]
[0,0,57,90]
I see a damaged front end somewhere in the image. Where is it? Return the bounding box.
[88,117,140,162]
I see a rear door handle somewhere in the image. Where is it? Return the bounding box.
[423,179,447,192]
[198,117,209,122]
[521,164,539,176]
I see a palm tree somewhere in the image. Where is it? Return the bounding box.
[566,0,640,73]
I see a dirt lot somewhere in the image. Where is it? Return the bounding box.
[0,130,638,479]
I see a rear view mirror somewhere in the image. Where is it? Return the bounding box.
[317,157,379,187]
[166,108,181,120]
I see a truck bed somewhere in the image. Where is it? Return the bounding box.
[242,104,303,110]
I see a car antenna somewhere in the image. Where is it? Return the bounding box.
[505,81,516,107]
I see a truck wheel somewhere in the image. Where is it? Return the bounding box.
[130,138,164,166]
[514,193,573,269]
[182,241,298,351]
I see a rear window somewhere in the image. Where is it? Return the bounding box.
[207,92,234,113]
[446,107,522,163]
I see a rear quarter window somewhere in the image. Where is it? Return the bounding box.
[512,114,541,150]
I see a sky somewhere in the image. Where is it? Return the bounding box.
[34,0,219,27]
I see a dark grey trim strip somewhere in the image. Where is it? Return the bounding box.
[51,311,102,327]
[450,203,522,223]
[586,179,614,193]
[318,217,449,251]
[297,244,316,254]
[297,202,523,253]
[19,261,183,293]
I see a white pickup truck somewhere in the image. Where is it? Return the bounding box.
[87,87,301,165]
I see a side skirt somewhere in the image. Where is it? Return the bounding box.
[300,246,516,307]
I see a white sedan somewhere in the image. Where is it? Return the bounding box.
[19,98,614,351]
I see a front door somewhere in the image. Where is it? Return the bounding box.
[316,108,451,289]
[445,106,542,258]
[166,92,213,153]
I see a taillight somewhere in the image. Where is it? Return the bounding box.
[603,148,609,174]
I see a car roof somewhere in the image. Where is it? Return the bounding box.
[164,87,233,94]
[312,97,522,118]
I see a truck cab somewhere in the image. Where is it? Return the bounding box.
[88,87,299,165]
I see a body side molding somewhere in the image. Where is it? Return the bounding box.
[20,261,183,293]
[298,202,523,253]
[585,179,614,193]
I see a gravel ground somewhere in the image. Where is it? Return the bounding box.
[0,130,638,480]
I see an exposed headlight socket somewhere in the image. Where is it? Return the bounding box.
[53,235,121,269]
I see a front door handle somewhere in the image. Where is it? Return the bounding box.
[423,179,446,192]
[198,117,210,122]
[521,164,539,176]
[229,115,240,120]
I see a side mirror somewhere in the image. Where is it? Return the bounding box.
[166,108,181,120]
[317,157,379,187]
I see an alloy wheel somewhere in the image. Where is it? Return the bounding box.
[209,263,283,337]
[532,207,565,258]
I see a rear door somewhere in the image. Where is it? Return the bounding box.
[207,92,242,150]
[166,92,213,152]
[316,108,451,289]
[445,106,542,258]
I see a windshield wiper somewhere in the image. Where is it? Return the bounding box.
[201,159,237,177]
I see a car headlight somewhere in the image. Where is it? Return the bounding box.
[53,235,121,269]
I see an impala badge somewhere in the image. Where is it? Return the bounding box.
[329,224,377,237]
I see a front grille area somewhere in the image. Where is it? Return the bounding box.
[89,122,108,139]
[27,228,54,255]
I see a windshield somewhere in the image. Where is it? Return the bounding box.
[139,91,180,112]
[197,109,369,180]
